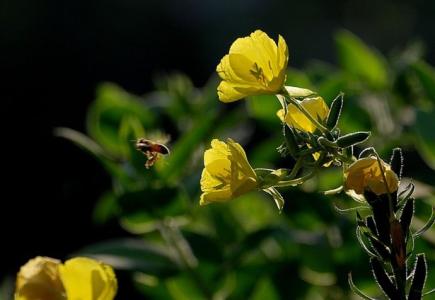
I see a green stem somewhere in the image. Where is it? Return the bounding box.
[288,156,304,179]
[275,171,315,187]
[333,150,356,164]
[323,185,343,195]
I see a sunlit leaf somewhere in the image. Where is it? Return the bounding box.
[158,112,217,181]
[412,61,435,102]
[414,109,435,170]
[247,94,281,127]
[76,238,179,276]
[166,275,207,300]
[93,191,119,225]
[335,30,388,89]
[87,83,156,157]
[250,277,280,300]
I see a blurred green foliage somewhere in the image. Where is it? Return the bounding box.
[4,31,434,299]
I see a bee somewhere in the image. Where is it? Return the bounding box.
[135,138,170,169]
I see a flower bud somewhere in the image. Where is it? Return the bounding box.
[15,257,65,300]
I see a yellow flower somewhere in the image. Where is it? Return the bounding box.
[277,96,329,133]
[15,257,117,300]
[216,30,289,102]
[200,139,258,205]
[277,96,330,164]
[344,156,399,195]
[15,257,65,300]
[59,257,117,300]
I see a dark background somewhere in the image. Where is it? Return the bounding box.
[1,0,435,291]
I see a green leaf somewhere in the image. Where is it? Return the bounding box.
[390,148,404,180]
[317,73,347,103]
[413,207,435,239]
[336,131,371,148]
[117,186,182,218]
[409,254,428,300]
[286,68,314,88]
[166,275,207,300]
[317,168,343,191]
[335,30,388,89]
[158,112,217,181]
[87,83,156,157]
[93,192,119,225]
[400,198,414,238]
[54,127,109,158]
[54,127,133,186]
[326,93,344,130]
[249,134,282,167]
[283,125,299,157]
[247,94,281,127]
[414,109,435,169]
[348,273,377,300]
[0,277,14,300]
[263,187,285,212]
[228,193,279,232]
[370,257,399,299]
[76,238,179,276]
[250,277,280,300]
[412,61,435,102]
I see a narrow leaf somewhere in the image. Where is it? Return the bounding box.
[326,93,344,130]
[423,288,435,297]
[263,187,285,212]
[336,132,371,148]
[367,233,390,261]
[359,147,376,158]
[400,199,414,238]
[330,205,368,216]
[283,125,299,157]
[335,30,388,89]
[356,227,377,257]
[366,216,378,235]
[348,273,377,300]
[390,148,404,180]
[413,207,435,238]
[408,254,428,300]
[370,258,399,299]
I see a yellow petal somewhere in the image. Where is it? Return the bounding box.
[217,81,248,102]
[226,138,257,178]
[280,96,329,133]
[232,176,258,198]
[199,139,257,205]
[200,168,228,192]
[216,30,289,102]
[277,35,289,73]
[344,156,399,195]
[59,257,117,300]
[228,53,258,83]
[15,257,65,300]
[204,139,231,178]
[230,31,273,79]
[284,86,316,97]
[200,187,233,205]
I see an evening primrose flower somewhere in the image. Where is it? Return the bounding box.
[277,96,329,133]
[15,256,117,300]
[15,257,65,300]
[200,139,258,205]
[59,257,117,300]
[216,30,289,102]
[344,156,399,195]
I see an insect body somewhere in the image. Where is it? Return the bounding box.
[135,138,170,169]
